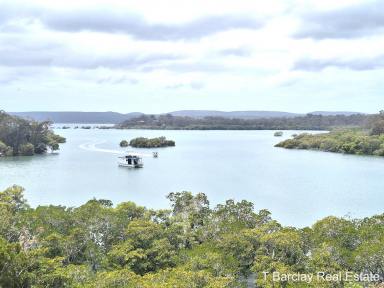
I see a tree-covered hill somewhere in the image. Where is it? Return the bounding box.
[0,187,382,287]
[10,111,144,124]
[0,111,66,156]
[116,113,367,130]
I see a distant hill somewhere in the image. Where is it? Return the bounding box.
[9,112,143,124]
[8,110,364,123]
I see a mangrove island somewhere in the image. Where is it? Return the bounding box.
[276,111,384,156]
[128,136,176,148]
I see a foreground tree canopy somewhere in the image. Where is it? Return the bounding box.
[276,111,384,157]
[0,111,66,156]
[0,187,382,287]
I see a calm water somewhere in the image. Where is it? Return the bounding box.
[1,128,384,227]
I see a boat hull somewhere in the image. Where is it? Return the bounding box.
[118,162,143,168]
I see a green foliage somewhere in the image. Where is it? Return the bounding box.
[0,140,13,156]
[19,143,35,156]
[129,136,175,148]
[0,185,29,213]
[276,112,384,157]
[0,111,66,156]
[0,187,383,287]
[119,140,129,147]
[368,110,384,135]
[276,129,384,156]
[0,237,31,287]
[116,113,367,130]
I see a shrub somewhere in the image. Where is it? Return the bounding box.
[34,143,48,154]
[129,137,176,148]
[276,129,384,157]
[0,141,13,156]
[120,140,129,147]
[19,143,35,156]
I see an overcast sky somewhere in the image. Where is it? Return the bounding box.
[1,0,383,113]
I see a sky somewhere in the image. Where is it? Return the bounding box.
[0,0,383,113]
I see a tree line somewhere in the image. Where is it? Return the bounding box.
[276,111,384,156]
[0,111,66,156]
[116,113,367,130]
[128,137,176,148]
[0,186,382,287]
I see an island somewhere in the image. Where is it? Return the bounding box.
[276,111,384,156]
[274,131,283,137]
[115,113,366,130]
[0,110,66,156]
[128,136,175,148]
[119,140,129,147]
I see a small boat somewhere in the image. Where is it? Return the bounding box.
[274,131,283,137]
[118,154,144,168]
[153,152,158,158]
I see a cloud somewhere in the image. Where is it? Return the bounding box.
[0,2,42,27]
[3,51,182,70]
[166,81,205,90]
[43,11,263,40]
[295,1,384,39]
[0,66,49,84]
[0,36,182,69]
[293,55,384,71]
[190,81,205,89]
[64,53,182,70]
[149,62,227,73]
[0,1,264,41]
[96,76,138,85]
[217,47,252,57]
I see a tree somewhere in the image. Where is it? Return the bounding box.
[167,192,211,247]
[120,140,129,147]
[0,140,13,156]
[19,143,35,156]
[0,186,383,287]
[0,111,65,156]
[108,220,176,274]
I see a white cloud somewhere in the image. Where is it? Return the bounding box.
[0,0,383,113]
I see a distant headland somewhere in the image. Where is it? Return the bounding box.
[9,110,364,124]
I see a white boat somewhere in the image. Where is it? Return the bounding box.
[118,154,144,168]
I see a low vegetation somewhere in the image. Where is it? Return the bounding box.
[119,140,129,147]
[276,111,384,156]
[0,111,66,156]
[116,113,367,130]
[0,186,383,287]
[129,136,175,148]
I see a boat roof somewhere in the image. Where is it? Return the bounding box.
[119,154,141,157]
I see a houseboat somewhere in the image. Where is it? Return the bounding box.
[118,154,144,168]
